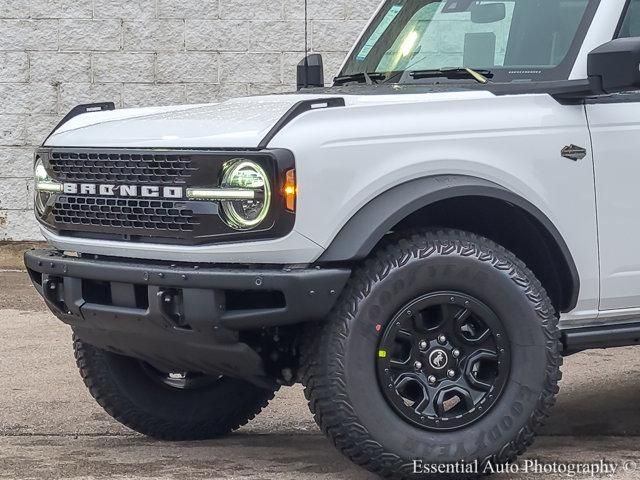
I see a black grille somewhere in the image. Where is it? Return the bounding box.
[49,151,196,185]
[37,147,295,245]
[52,196,199,232]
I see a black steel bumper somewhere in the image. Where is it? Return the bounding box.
[24,249,351,386]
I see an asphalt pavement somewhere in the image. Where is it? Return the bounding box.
[2,270,640,479]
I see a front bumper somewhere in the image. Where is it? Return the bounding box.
[25,249,351,386]
[40,225,325,264]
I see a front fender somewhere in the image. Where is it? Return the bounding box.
[318,174,579,309]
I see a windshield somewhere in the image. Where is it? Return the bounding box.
[340,0,601,84]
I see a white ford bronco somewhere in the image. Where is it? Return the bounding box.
[24,0,640,477]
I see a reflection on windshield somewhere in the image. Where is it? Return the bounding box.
[341,0,598,84]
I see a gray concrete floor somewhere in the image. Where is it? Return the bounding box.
[2,271,640,479]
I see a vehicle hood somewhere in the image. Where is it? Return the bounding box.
[45,90,496,149]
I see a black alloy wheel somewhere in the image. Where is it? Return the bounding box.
[376,291,510,431]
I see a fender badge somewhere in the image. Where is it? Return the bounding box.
[561,144,587,161]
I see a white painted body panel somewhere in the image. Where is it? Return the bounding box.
[269,92,600,323]
[43,226,324,264]
[587,100,640,311]
[46,95,327,149]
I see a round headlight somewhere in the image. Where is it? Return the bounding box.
[35,159,49,183]
[34,158,49,214]
[34,158,62,215]
[220,159,271,230]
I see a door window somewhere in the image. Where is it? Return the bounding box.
[618,0,640,38]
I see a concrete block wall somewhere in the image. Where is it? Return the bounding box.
[0,0,380,240]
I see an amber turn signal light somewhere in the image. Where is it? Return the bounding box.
[284,169,297,212]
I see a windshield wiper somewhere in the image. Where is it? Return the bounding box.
[334,72,387,85]
[410,67,493,84]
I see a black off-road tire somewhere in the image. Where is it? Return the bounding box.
[302,229,562,478]
[74,337,277,440]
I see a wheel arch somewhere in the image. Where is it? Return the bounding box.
[318,175,579,313]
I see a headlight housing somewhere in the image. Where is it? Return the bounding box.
[34,157,62,215]
[220,159,271,230]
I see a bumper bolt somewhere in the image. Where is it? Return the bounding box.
[428,375,437,385]
[447,369,456,379]
[419,340,428,350]
[414,361,423,370]
[438,334,447,344]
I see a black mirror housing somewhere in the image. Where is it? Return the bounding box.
[588,37,640,95]
[297,54,324,90]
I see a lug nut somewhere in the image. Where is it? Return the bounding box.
[428,375,437,385]
[419,340,428,350]
[452,349,461,358]
[447,369,456,379]
[438,335,447,344]
[414,361,423,370]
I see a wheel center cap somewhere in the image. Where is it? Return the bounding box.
[428,349,449,370]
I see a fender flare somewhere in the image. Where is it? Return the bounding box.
[318,175,579,311]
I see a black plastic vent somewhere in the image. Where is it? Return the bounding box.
[49,151,196,185]
[52,196,199,232]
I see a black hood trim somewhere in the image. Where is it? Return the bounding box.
[258,97,345,149]
[43,102,116,146]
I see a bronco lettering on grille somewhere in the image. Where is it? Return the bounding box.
[63,183,184,199]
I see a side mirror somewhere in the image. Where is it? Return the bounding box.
[297,54,324,90]
[588,37,640,94]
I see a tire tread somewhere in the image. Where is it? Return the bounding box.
[74,337,277,440]
[301,229,562,478]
